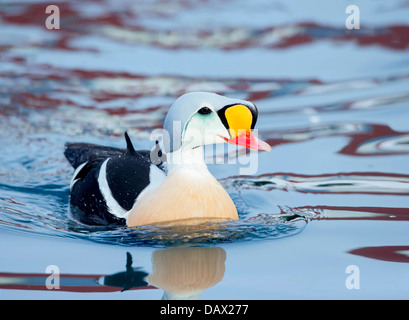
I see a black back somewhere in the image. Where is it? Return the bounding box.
[64,133,163,227]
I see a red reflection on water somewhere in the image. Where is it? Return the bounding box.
[1,2,408,51]
[265,123,409,157]
[0,272,156,292]
[275,22,409,51]
[348,246,409,263]
[339,123,409,156]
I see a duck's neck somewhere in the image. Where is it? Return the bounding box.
[166,146,208,174]
[126,146,238,227]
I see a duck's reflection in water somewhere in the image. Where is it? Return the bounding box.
[147,246,226,300]
[100,246,226,299]
[101,252,150,292]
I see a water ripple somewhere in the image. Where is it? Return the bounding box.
[222,172,409,195]
[84,214,309,247]
[0,186,310,246]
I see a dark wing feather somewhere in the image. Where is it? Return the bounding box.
[64,133,165,227]
[64,142,125,169]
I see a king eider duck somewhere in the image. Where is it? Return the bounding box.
[64,92,271,227]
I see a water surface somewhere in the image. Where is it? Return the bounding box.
[1,0,408,299]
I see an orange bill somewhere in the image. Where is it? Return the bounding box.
[222,104,271,152]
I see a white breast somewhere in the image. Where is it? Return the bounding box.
[126,165,238,227]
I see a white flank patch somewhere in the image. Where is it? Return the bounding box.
[146,164,167,193]
[98,158,128,219]
[133,164,166,203]
[70,161,87,191]
[127,164,166,218]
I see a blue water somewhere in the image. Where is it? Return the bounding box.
[1,0,409,299]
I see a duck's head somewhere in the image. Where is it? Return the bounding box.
[162,92,271,154]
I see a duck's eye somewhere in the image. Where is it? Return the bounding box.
[198,107,212,115]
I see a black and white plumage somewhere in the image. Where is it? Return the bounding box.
[65,133,165,226]
[64,92,271,227]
